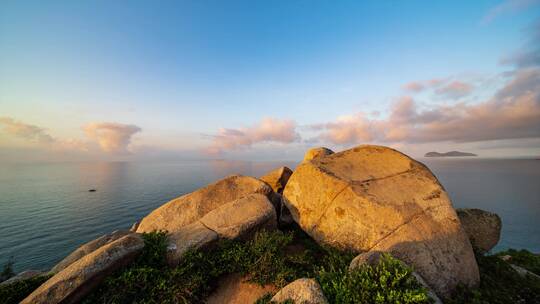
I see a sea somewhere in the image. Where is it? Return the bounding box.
[0,158,539,273]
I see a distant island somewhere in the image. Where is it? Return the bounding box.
[425,151,478,157]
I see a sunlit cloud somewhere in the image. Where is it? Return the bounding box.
[206,118,300,155]
[83,122,141,154]
[313,68,540,145]
[434,81,474,99]
[402,78,447,93]
[0,117,55,144]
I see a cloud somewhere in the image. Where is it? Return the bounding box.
[482,0,540,24]
[0,117,55,143]
[206,118,300,154]
[402,82,425,92]
[434,81,474,98]
[501,21,540,68]
[314,68,540,145]
[401,78,447,93]
[83,122,141,154]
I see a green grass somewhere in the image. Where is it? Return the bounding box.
[447,253,540,304]
[0,274,52,304]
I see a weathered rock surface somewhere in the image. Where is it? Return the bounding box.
[271,278,328,304]
[0,270,44,286]
[260,166,293,194]
[166,194,276,265]
[21,234,144,304]
[200,193,277,239]
[283,145,479,297]
[167,221,218,266]
[457,208,501,253]
[136,175,273,234]
[303,147,334,162]
[349,251,442,304]
[50,230,130,273]
[205,273,277,304]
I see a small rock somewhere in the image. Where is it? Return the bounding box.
[260,166,293,194]
[457,208,502,253]
[271,278,328,304]
[129,220,140,232]
[303,147,334,162]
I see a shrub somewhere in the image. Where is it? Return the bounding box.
[447,253,540,304]
[317,253,432,304]
[0,274,52,304]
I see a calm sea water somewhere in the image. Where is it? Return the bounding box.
[0,158,539,272]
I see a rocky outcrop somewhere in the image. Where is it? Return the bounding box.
[349,251,442,304]
[457,208,501,253]
[167,193,277,265]
[303,147,334,162]
[136,175,273,234]
[271,278,328,304]
[21,233,144,304]
[283,145,479,297]
[50,230,130,273]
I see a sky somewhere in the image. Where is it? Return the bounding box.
[1,0,540,162]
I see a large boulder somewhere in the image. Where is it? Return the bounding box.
[271,278,328,304]
[136,175,273,234]
[260,166,293,194]
[456,208,502,253]
[50,230,130,273]
[21,233,144,304]
[283,145,479,297]
[166,193,277,265]
[303,147,334,162]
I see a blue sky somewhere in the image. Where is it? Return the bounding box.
[1,0,540,161]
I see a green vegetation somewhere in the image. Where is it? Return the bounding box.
[317,253,432,304]
[83,227,432,304]
[447,253,540,304]
[0,273,52,304]
[496,248,540,275]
